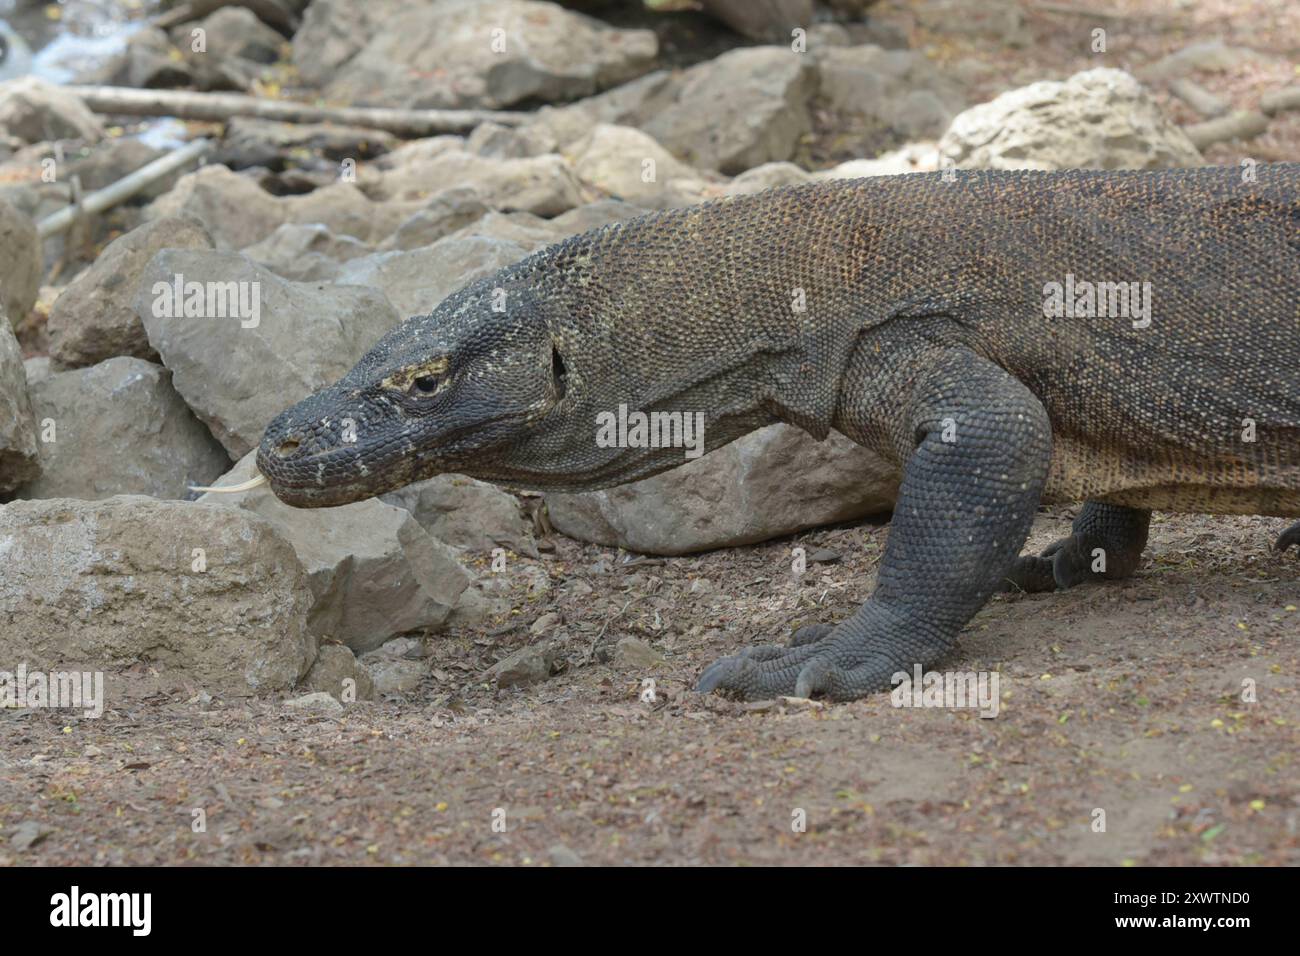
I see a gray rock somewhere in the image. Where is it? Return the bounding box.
[188,6,285,65]
[525,70,676,151]
[362,656,426,695]
[48,216,215,368]
[21,356,49,386]
[466,121,558,159]
[564,123,716,209]
[144,165,285,250]
[107,27,195,89]
[547,844,584,866]
[376,187,491,252]
[549,199,647,236]
[547,425,897,555]
[0,77,105,143]
[303,644,375,701]
[641,46,816,174]
[359,636,428,694]
[284,691,345,715]
[362,150,582,217]
[318,0,657,110]
[814,143,938,179]
[614,636,665,669]
[939,68,1203,171]
[200,454,472,653]
[279,182,419,244]
[381,475,535,556]
[0,198,40,326]
[0,496,316,695]
[725,161,814,196]
[0,319,39,492]
[290,0,405,87]
[135,249,401,457]
[489,644,556,689]
[335,232,535,319]
[14,357,230,501]
[698,0,813,41]
[242,222,374,282]
[816,44,965,140]
[10,821,52,853]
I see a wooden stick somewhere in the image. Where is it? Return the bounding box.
[36,138,213,239]
[63,85,529,137]
[1183,111,1269,151]
[1261,86,1300,116]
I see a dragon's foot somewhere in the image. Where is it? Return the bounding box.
[696,618,927,702]
[1002,502,1150,593]
[1276,520,1300,554]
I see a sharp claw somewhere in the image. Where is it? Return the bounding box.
[696,656,741,694]
[794,658,833,699]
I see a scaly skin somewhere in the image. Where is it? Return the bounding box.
[258,164,1300,701]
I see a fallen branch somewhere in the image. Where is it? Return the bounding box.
[63,85,529,137]
[1183,110,1269,151]
[36,138,213,239]
[1261,86,1300,116]
[1168,78,1227,119]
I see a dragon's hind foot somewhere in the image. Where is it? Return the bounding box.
[1275,520,1300,554]
[1002,501,1150,592]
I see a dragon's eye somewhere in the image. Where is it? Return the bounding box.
[411,375,439,394]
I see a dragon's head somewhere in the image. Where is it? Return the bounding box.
[254,273,572,507]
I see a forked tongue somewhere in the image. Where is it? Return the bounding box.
[190,473,268,494]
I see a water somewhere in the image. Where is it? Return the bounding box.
[1,0,160,85]
[2,0,180,146]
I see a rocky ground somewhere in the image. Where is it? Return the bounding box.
[0,0,1297,865]
[2,508,1297,865]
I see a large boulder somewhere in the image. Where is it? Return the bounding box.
[0,198,41,326]
[939,68,1203,170]
[134,249,401,457]
[816,44,966,140]
[640,46,816,174]
[143,165,286,250]
[47,216,214,369]
[0,319,39,492]
[279,182,420,244]
[315,0,657,109]
[382,475,535,556]
[241,222,374,282]
[0,77,104,143]
[0,496,316,695]
[335,228,539,318]
[200,454,473,653]
[361,150,583,217]
[564,124,716,209]
[547,425,897,555]
[698,0,813,41]
[14,357,230,501]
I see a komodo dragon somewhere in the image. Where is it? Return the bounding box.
[249,164,1300,702]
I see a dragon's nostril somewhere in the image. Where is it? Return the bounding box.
[275,437,302,457]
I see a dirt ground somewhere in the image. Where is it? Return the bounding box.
[2,0,1298,866]
[2,509,1297,866]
